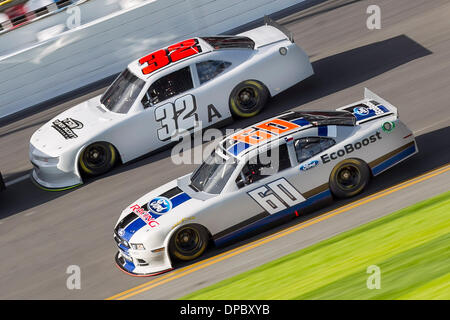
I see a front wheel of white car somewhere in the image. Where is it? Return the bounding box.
[79,142,117,177]
[169,224,209,261]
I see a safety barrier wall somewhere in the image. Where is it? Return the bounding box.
[0,0,305,119]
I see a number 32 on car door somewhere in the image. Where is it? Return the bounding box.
[154,94,198,141]
[248,178,305,214]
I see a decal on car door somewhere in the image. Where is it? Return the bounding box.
[248,178,305,214]
[154,94,223,141]
[154,94,198,141]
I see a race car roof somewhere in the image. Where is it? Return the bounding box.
[219,111,356,159]
[129,36,255,79]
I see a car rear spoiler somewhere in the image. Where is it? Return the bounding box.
[264,15,294,43]
[364,88,398,118]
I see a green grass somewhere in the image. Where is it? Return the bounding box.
[182,191,450,300]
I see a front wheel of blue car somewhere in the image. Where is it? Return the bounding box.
[169,224,209,261]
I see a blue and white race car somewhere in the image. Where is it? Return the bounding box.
[113,88,418,276]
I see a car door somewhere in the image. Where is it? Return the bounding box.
[211,143,303,243]
[123,65,200,160]
[189,59,235,127]
[288,136,338,199]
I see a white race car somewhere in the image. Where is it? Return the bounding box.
[113,88,418,276]
[29,19,313,190]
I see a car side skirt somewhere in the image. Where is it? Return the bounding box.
[212,184,332,247]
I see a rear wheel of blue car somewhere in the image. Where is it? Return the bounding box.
[329,159,370,198]
[79,142,117,176]
[170,225,209,261]
[229,80,269,118]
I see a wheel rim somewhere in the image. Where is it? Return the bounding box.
[175,227,202,256]
[236,87,258,111]
[84,145,107,168]
[336,165,361,190]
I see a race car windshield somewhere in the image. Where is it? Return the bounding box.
[190,152,237,194]
[101,69,145,114]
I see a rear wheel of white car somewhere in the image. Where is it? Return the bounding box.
[329,159,370,198]
[229,80,269,118]
[169,224,209,261]
[79,142,117,176]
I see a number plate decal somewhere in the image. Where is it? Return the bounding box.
[154,94,198,141]
[139,39,202,75]
[248,178,305,215]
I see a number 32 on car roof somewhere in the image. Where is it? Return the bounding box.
[139,39,202,75]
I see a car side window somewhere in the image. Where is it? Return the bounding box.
[294,137,336,163]
[236,144,291,188]
[196,60,231,84]
[142,66,193,107]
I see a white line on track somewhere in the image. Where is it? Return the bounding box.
[5,174,30,187]
[413,117,450,135]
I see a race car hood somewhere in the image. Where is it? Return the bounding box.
[30,95,123,156]
[115,177,206,245]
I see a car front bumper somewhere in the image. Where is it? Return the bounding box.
[113,231,173,276]
[115,250,173,277]
[29,143,82,190]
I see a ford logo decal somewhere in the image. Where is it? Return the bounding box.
[353,106,370,116]
[147,197,172,215]
[300,160,319,171]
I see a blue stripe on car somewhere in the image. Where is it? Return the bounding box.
[122,259,136,272]
[118,244,129,254]
[214,189,331,246]
[378,105,389,112]
[372,144,416,175]
[122,217,146,241]
[171,192,191,208]
[122,192,192,242]
[228,142,251,156]
[292,118,310,126]
[318,126,328,136]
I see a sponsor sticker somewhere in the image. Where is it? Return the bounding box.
[300,160,319,171]
[382,121,395,132]
[321,131,382,164]
[51,118,83,139]
[353,106,370,116]
[129,204,160,228]
[147,197,172,215]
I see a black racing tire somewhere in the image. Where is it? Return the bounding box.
[79,142,117,177]
[329,158,370,199]
[169,224,209,261]
[229,80,269,118]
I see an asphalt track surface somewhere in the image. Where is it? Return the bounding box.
[0,0,449,299]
